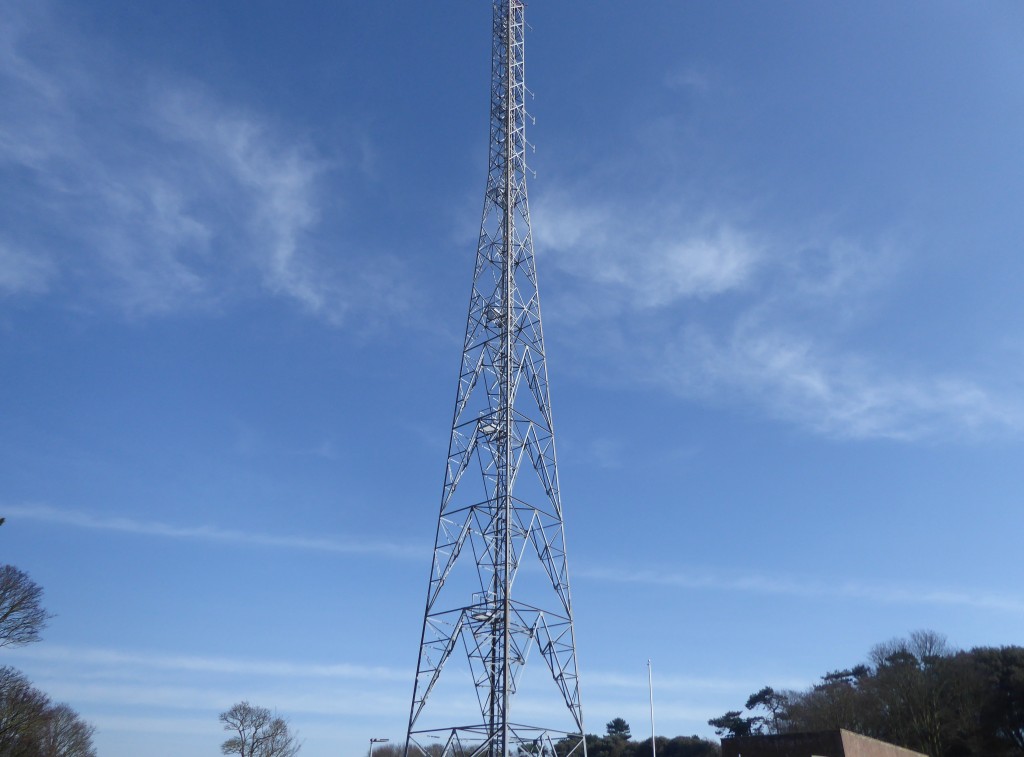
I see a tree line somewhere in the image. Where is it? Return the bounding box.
[562,718,720,757]
[709,630,1024,757]
[0,521,98,756]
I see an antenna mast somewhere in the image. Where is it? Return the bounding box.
[403,3,586,756]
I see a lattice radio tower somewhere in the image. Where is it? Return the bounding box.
[403,2,585,756]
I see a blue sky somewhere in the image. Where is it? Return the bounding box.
[2,1,1023,755]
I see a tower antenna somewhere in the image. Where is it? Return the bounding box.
[403,3,586,756]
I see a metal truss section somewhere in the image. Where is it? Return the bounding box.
[407,724,586,757]
[404,2,585,756]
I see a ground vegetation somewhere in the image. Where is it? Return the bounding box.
[709,630,1024,756]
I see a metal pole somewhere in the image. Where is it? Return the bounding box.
[500,2,515,755]
[648,659,656,757]
[371,737,389,757]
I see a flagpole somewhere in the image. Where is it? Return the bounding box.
[648,659,656,757]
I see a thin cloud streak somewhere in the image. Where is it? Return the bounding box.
[9,645,415,720]
[663,321,1024,441]
[34,678,411,718]
[86,714,216,736]
[586,670,808,694]
[13,644,410,682]
[4,503,424,559]
[15,645,768,733]
[576,565,1024,614]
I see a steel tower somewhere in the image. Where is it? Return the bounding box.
[403,2,585,756]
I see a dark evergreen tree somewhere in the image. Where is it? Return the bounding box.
[606,718,632,740]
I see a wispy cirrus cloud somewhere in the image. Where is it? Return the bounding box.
[531,182,1022,441]
[658,318,1023,441]
[586,669,808,694]
[0,242,56,296]
[3,503,423,559]
[534,191,761,313]
[576,564,1024,614]
[15,500,1021,615]
[15,646,748,756]
[664,65,715,95]
[14,643,757,726]
[0,0,411,325]
[11,643,409,682]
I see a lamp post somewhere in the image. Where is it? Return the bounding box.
[648,659,656,757]
[370,737,389,757]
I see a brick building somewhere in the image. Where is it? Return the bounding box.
[720,729,927,757]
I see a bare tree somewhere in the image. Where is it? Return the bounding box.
[261,715,300,757]
[38,703,97,757]
[221,702,269,757]
[0,670,97,757]
[0,665,50,755]
[0,565,52,648]
[220,701,300,757]
[868,630,956,756]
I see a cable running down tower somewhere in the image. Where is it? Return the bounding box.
[404,2,585,756]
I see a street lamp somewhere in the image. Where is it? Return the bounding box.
[370,737,389,757]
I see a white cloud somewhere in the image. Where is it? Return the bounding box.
[9,646,416,725]
[531,184,1022,441]
[88,714,217,736]
[560,436,627,470]
[0,2,411,324]
[0,242,55,295]
[3,503,424,559]
[533,192,761,311]
[15,644,409,682]
[643,229,757,304]
[664,66,713,95]
[661,320,1023,440]
[32,676,411,718]
[576,564,1024,614]
[5,647,416,757]
[586,670,806,695]
[8,643,764,741]
[152,89,332,315]
[783,237,900,307]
